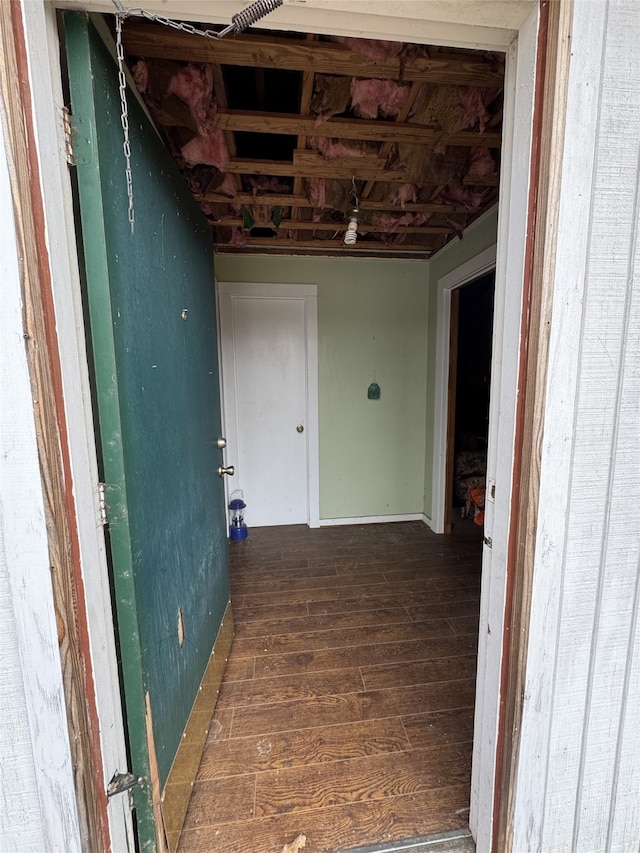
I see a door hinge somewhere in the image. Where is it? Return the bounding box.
[97,482,108,527]
[483,535,493,549]
[107,771,145,799]
[62,106,75,166]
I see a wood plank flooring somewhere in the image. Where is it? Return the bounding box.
[178,521,482,853]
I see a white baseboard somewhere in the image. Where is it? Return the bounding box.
[319,513,424,527]
[422,513,435,530]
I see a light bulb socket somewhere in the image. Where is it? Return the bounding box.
[344,207,359,245]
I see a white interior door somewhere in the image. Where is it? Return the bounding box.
[218,283,319,527]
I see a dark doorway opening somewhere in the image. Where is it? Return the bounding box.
[445,272,495,534]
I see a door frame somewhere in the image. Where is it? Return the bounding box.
[13,2,543,850]
[217,282,320,529]
[431,244,497,536]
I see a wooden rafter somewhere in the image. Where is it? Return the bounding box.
[211,64,236,158]
[220,236,440,254]
[362,80,423,199]
[225,150,419,181]
[123,24,504,87]
[211,218,456,235]
[192,110,501,148]
[125,20,503,257]
[292,35,317,231]
[198,192,479,215]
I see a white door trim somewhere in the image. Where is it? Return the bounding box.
[217,282,320,529]
[470,8,539,848]
[15,3,540,850]
[430,242,497,536]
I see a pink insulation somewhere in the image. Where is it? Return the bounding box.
[391,183,418,207]
[181,129,230,172]
[436,185,486,209]
[229,228,248,246]
[132,60,149,93]
[307,177,326,208]
[330,36,403,63]
[307,136,368,160]
[246,176,291,194]
[350,79,408,120]
[375,212,431,231]
[453,87,490,133]
[445,217,466,236]
[167,64,215,134]
[311,75,352,119]
[216,173,238,198]
[466,147,497,180]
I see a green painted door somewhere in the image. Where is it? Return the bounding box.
[64,13,230,850]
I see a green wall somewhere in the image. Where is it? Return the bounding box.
[423,206,499,519]
[215,209,498,524]
[215,255,429,519]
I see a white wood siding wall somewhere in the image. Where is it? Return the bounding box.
[0,106,82,853]
[513,1,640,850]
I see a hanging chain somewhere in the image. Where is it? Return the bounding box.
[115,12,135,233]
[116,7,225,39]
[110,0,283,231]
[112,6,225,234]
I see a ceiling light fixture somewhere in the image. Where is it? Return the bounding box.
[344,177,360,246]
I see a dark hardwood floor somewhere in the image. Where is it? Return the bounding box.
[178,521,482,853]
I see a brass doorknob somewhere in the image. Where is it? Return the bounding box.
[296,424,304,433]
[218,465,235,478]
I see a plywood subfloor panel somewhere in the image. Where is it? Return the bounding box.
[178,521,482,853]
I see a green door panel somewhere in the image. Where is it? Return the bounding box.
[64,13,230,850]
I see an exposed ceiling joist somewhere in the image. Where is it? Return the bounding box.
[213,219,456,235]
[225,151,414,181]
[122,23,505,87]
[228,237,442,254]
[198,193,474,215]
[123,20,503,257]
[209,110,502,148]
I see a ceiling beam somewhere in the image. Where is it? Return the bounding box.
[211,218,456,235]
[217,236,438,253]
[207,110,502,148]
[198,192,477,215]
[224,150,415,181]
[362,80,423,199]
[291,40,315,229]
[122,24,504,87]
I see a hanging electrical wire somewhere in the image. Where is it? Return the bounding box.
[344,177,360,246]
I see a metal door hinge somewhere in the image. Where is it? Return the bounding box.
[483,535,493,548]
[62,106,75,166]
[97,482,108,527]
[107,771,145,799]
